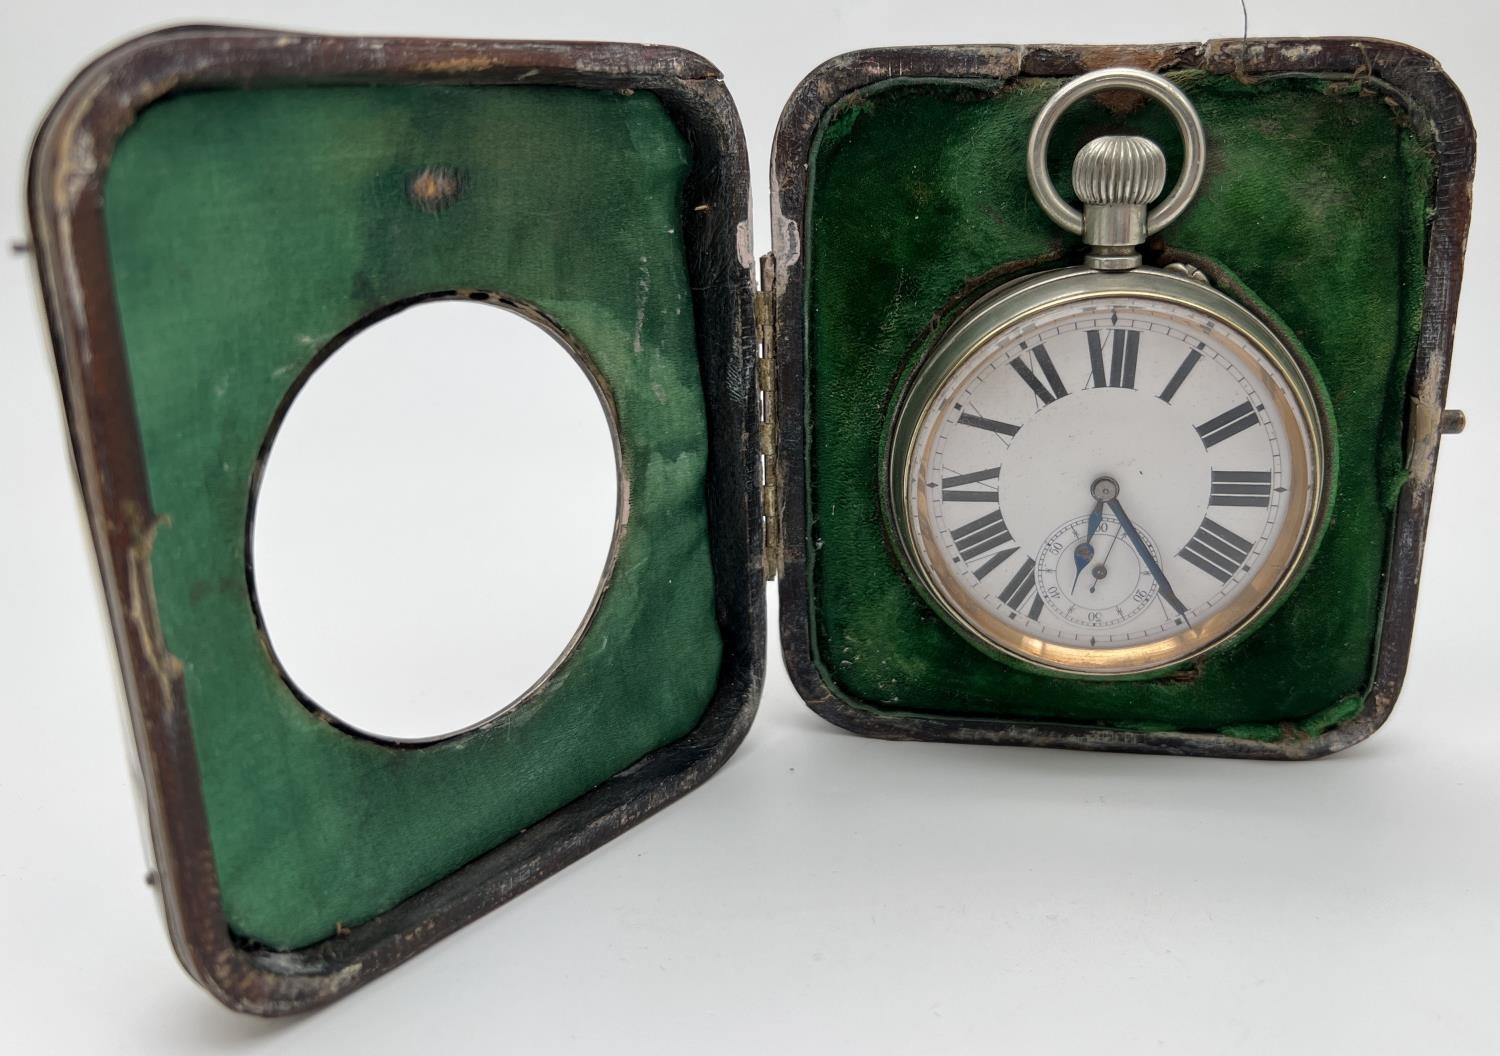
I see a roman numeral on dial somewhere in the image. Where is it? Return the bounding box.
[997,556,1044,620]
[1209,470,1273,507]
[956,410,1020,437]
[950,509,1017,580]
[1179,517,1256,582]
[1158,347,1202,403]
[941,466,1000,502]
[1011,345,1068,405]
[1087,329,1139,389]
[1196,401,1260,448]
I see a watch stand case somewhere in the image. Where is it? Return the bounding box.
[27,28,1472,1014]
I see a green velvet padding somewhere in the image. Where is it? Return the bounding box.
[804,74,1431,734]
[103,85,722,950]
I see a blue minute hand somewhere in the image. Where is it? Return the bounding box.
[1106,496,1190,624]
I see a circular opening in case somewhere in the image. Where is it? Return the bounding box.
[249,297,620,743]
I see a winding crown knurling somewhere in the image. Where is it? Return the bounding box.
[1071,135,1169,270]
[1072,135,1168,206]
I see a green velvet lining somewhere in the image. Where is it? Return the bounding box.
[103,85,722,949]
[804,73,1432,735]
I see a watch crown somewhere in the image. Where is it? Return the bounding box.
[1070,135,1169,271]
[1072,135,1168,206]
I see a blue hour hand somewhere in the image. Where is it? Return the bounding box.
[1071,498,1105,592]
[1070,476,1117,592]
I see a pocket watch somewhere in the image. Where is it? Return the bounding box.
[887,69,1333,676]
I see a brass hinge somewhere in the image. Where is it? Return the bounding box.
[754,252,781,581]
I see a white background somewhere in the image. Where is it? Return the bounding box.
[2,2,1497,1052]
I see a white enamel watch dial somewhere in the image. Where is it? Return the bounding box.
[886,70,1330,675]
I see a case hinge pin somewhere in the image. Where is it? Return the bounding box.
[755,252,781,581]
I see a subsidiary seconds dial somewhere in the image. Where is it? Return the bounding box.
[889,273,1329,675]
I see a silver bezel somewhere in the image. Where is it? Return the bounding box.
[885,264,1333,676]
